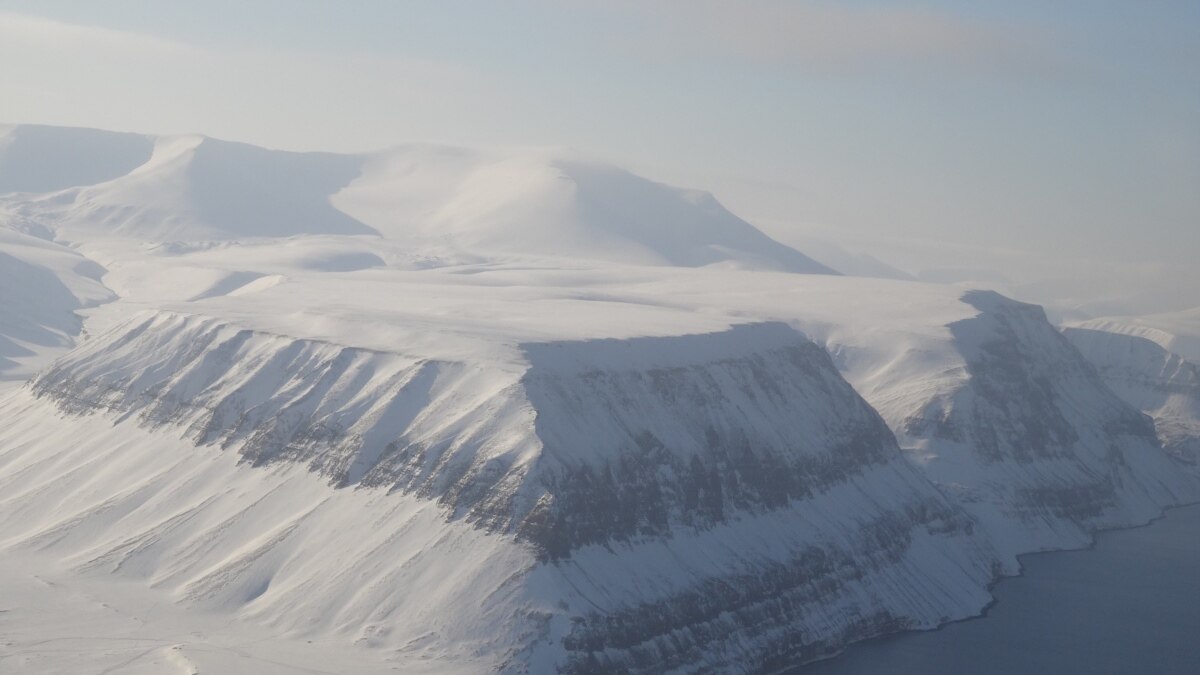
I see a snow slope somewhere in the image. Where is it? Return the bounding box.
[334,146,836,272]
[0,222,112,388]
[0,393,530,675]
[18,134,373,241]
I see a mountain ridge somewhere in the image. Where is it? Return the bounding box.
[1,123,835,274]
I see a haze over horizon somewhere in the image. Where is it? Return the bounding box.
[3,5,1200,673]
[2,0,1196,316]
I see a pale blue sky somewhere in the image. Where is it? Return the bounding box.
[1,1,1197,308]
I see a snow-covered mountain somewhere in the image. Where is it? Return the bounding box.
[831,290,1195,558]
[0,124,1195,674]
[1,124,834,274]
[1064,321,1200,471]
[12,314,1001,672]
[1068,310,1200,364]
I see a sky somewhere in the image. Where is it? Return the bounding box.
[1,1,1197,317]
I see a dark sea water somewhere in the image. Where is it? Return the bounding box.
[792,502,1200,675]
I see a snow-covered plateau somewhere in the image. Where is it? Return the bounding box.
[0,124,1196,674]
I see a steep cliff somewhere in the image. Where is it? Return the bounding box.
[15,312,999,673]
[815,291,1198,560]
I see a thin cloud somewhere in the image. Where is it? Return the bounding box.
[0,11,197,58]
[586,1,1063,76]
[0,11,505,152]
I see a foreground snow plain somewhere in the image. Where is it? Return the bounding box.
[0,124,1197,673]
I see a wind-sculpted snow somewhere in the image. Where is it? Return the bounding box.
[1065,326,1200,470]
[21,311,1004,672]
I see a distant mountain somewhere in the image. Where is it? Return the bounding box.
[0,124,835,274]
[1068,309,1200,364]
[0,123,153,193]
[337,145,837,273]
[1065,314,1200,471]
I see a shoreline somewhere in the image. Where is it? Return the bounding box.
[777,498,1200,674]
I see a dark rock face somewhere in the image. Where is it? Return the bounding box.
[510,326,920,558]
[558,499,975,674]
[518,421,892,559]
[948,332,1080,463]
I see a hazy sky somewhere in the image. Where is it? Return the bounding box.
[2,1,1197,314]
